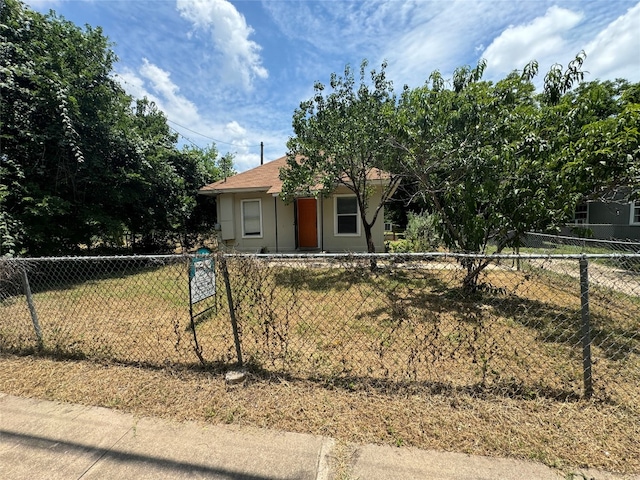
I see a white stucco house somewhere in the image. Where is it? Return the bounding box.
[198,155,396,253]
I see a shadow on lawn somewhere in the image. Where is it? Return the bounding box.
[2,349,587,404]
[277,263,640,364]
[237,361,587,404]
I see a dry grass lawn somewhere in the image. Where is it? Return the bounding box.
[1,256,639,474]
[0,354,638,475]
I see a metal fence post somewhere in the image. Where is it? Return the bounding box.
[20,267,43,350]
[220,254,243,367]
[187,265,205,366]
[579,256,593,399]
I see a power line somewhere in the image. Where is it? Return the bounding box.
[170,129,200,149]
[169,127,245,154]
[166,119,261,148]
[113,72,262,149]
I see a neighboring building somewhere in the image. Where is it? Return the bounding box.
[564,200,640,240]
[198,156,396,253]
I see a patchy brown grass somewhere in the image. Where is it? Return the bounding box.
[1,256,639,474]
[0,354,638,475]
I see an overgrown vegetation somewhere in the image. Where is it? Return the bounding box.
[387,212,441,252]
[0,0,234,256]
[286,57,638,288]
[2,256,637,406]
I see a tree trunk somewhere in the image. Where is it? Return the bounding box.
[461,258,479,291]
[363,222,377,270]
[363,223,375,253]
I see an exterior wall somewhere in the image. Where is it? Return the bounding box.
[217,192,295,253]
[275,196,297,252]
[561,224,640,241]
[587,202,630,225]
[216,186,386,253]
[320,186,385,253]
[218,195,235,240]
[563,201,640,240]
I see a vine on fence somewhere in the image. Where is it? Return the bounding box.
[1,253,638,406]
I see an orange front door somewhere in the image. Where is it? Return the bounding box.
[297,198,318,248]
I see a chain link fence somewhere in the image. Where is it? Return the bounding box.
[1,253,638,408]
[522,231,640,254]
[0,256,210,365]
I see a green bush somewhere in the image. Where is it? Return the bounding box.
[404,212,441,252]
[385,212,441,253]
[386,239,413,253]
[570,226,593,238]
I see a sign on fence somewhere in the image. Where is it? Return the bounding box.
[189,248,215,304]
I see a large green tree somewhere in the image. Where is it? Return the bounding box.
[1,0,137,254]
[0,0,229,255]
[280,60,403,253]
[394,54,638,289]
[395,60,555,287]
[548,79,639,202]
[175,145,235,250]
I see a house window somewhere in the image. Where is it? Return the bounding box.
[334,195,360,236]
[631,202,640,225]
[574,203,588,224]
[242,199,262,237]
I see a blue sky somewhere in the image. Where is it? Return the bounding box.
[25,0,640,172]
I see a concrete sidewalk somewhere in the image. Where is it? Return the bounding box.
[0,393,635,480]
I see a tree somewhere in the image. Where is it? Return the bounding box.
[0,155,24,256]
[547,80,640,202]
[1,0,136,254]
[394,58,585,289]
[280,60,403,254]
[111,101,233,252]
[177,145,235,250]
[217,152,236,181]
[0,0,230,255]
[394,53,639,289]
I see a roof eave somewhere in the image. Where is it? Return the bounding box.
[198,186,271,196]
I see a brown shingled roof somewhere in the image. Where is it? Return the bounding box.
[198,154,392,196]
[198,155,288,195]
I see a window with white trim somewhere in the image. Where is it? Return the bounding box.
[334,195,360,236]
[242,199,263,237]
[631,201,640,225]
[573,203,588,224]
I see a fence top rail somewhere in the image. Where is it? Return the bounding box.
[526,231,640,247]
[1,254,191,262]
[223,252,640,260]
[3,252,640,262]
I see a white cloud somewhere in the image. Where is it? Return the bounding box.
[114,70,147,100]
[224,121,247,139]
[23,0,62,8]
[582,2,640,82]
[137,59,201,126]
[116,59,203,129]
[176,0,268,90]
[116,60,204,140]
[482,6,584,78]
[382,0,502,86]
[263,0,419,55]
[114,59,276,172]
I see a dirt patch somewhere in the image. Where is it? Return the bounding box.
[528,258,640,297]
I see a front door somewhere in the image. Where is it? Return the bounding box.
[297,198,318,248]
